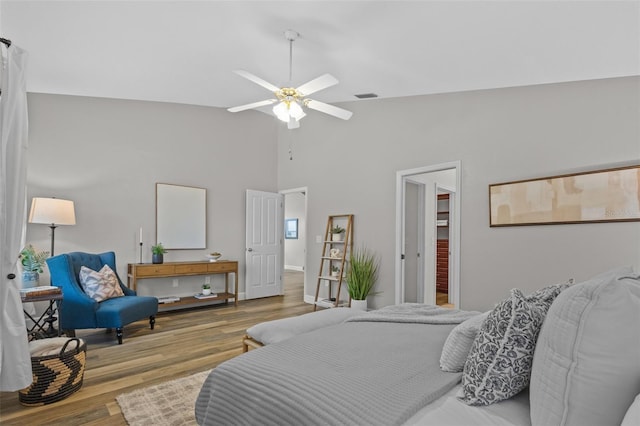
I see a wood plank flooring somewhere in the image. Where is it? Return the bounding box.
[0,271,310,425]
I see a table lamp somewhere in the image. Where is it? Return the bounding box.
[28,197,76,256]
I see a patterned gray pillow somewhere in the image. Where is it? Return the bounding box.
[79,264,125,302]
[459,288,545,406]
[526,279,574,310]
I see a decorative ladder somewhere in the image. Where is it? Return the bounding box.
[314,214,354,310]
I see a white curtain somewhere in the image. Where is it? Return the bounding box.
[0,43,32,391]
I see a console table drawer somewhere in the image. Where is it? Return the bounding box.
[135,265,176,277]
[175,264,208,274]
[208,262,236,273]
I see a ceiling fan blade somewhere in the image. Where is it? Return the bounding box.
[234,70,280,93]
[296,74,338,96]
[227,99,277,113]
[306,100,353,120]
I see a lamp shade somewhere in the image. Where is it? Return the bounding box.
[28,198,76,225]
[273,102,290,122]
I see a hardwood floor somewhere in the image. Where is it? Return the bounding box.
[437,291,453,308]
[0,271,309,425]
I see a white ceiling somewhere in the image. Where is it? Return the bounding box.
[2,1,639,111]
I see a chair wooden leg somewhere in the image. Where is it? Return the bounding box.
[116,327,123,344]
[149,315,155,330]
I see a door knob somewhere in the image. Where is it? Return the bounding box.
[247,248,253,252]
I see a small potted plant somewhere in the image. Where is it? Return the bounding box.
[331,225,345,242]
[151,243,167,264]
[331,265,340,277]
[202,283,212,296]
[19,245,49,287]
[346,247,380,311]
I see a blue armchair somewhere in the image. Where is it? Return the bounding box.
[47,251,158,344]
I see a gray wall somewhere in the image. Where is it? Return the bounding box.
[277,77,640,311]
[24,77,640,311]
[26,93,277,298]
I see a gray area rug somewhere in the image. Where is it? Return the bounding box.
[117,370,211,425]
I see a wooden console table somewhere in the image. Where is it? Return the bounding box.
[127,260,238,310]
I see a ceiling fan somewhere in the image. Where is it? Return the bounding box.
[227,29,353,129]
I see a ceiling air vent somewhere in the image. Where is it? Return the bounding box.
[354,93,378,99]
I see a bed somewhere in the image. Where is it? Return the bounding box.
[196,268,640,426]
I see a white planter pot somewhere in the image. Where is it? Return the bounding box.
[351,299,367,311]
[331,233,344,242]
[202,288,211,296]
[22,271,39,289]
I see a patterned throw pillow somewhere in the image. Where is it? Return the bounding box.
[459,288,545,406]
[79,265,125,302]
[526,279,574,311]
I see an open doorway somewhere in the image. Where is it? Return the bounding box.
[395,162,461,308]
[281,187,307,300]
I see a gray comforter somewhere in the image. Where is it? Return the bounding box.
[195,305,478,426]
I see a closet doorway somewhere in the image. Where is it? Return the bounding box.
[395,162,460,308]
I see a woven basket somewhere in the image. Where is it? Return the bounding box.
[19,338,86,406]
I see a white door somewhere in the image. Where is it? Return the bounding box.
[245,189,283,299]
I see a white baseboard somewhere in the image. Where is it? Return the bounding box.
[284,265,304,272]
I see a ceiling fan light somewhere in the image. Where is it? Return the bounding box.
[288,117,300,129]
[289,101,305,120]
[273,102,290,122]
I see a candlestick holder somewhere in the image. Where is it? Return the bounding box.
[139,242,143,264]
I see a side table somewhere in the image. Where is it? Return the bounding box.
[21,288,63,340]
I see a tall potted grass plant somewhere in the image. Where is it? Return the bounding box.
[346,247,379,310]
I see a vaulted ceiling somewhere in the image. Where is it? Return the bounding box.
[2,1,638,110]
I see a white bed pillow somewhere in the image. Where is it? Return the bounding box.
[440,311,489,372]
[246,307,360,345]
[622,394,640,426]
[529,267,640,426]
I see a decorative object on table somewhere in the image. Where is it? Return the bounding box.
[19,337,86,406]
[28,197,76,256]
[331,265,340,277]
[330,225,345,242]
[285,218,298,239]
[202,283,212,296]
[157,296,180,304]
[46,251,157,344]
[489,164,640,226]
[329,248,342,258]
[19,245,49,288]
[347,246,379,311]
[151,243,167,264]
[206,252,221,262]
[194,292,218,299]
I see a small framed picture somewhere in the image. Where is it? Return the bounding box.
[285,218,298,239]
